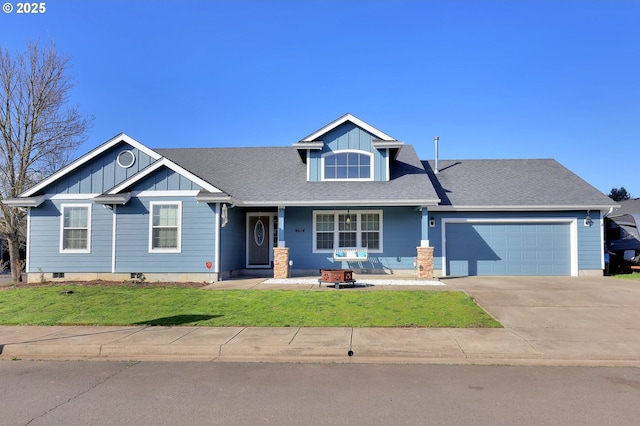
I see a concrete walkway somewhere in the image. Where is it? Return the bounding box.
[2,275,640,366]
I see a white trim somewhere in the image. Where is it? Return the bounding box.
[234,199,440,207]
[320,150,374,182]
[111,205,117,273]
[301,113,395,142]
[26,208,31,272]
[148,201,182,253]
[49,194,101,200]
[22,134,161,197]
[441,218,578,277]
[59,204,92,254]
[599,211,605,270]
[306,149,311,181]
[134,190,200,197]
[108,158,222,195]
[215,203,221,275]
[429,205,616,212]
[116,150,136,168]
[312,210,383,254]
[385,148,390,181]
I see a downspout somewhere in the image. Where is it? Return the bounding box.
[215,202,221,281]
[111,204,117,273]
[601,207,615,270]
[26,207,31,273]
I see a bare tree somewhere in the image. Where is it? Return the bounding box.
[0,40,92,282]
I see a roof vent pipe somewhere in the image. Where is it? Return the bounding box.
[434,136,440,174]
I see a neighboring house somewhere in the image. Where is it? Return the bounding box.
[2,114,616,282]
[605,199,640,271]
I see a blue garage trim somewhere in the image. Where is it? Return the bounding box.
[442,218,578,276]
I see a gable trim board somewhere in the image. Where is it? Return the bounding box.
[441,218,578,277]
[106,157,224,195]
[300,113,396,142]
[22,133,162,198]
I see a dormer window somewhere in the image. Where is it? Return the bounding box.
[322,150,373,181]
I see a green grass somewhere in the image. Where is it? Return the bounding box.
[612,272,640,280]
[0,285,501,328]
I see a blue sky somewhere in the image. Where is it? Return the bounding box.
[2,0,638,197]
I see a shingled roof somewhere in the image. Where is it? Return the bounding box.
[423,159,616,210]
[156,144,440,207]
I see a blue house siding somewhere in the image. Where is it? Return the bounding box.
[28,200,113,273]
[308,123,387,182]
[50,142,156,195]
[428,210,603,276]
[284,206,421,272]
[132,167,202,192]
[114,196,216,273]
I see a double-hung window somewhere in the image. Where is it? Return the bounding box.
[313,210,382,252]
[60,204,91,253]
[149,202,182,253]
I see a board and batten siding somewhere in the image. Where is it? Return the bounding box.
[49,142,156,195]
[283,206,421,271]
[307,123,388,182]
[132,167,202,192]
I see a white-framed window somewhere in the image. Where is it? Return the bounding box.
[313,210,382,252]
[149,201,182,253]
[322,150,373,181]
[60,204,91,253]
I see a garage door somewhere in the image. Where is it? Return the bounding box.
[445,222,572,276]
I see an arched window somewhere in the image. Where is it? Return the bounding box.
[322,151,372,180]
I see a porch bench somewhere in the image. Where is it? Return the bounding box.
[333,248,368,261]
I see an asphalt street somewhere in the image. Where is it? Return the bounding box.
[1,361,639,426]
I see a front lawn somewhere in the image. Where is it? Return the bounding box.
[0,285,501,328]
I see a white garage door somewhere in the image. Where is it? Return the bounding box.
[445,222,572,276]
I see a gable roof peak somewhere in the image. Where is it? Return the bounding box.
[299,113,396,142]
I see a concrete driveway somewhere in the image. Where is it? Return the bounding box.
[442,275,640,361]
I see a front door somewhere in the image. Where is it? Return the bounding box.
[246,213,277,268]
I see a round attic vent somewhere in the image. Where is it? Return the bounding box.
[117,150,136,168]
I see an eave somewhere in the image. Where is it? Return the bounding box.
[1,195,46,207]
[92,193,132,205]
[195,190,232,203]
[233,198,441,208]
[429,204,619,212]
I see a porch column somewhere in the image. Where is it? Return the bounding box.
[277,207,286,248]
[273,248,290,278]
[420,207,430,247]
[416,246,434,279]
[417,207,434,279]
[273,207,289,278]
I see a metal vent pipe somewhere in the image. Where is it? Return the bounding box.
[434,136,440,174]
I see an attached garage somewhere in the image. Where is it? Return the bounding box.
[443,220,577,276]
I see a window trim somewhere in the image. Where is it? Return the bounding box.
[321,150,374,181]
[149,201,182,253]
[59,204,92,253]
[312,210,383,253]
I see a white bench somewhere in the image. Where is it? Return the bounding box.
[333,248,368,261]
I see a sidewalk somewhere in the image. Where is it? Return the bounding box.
[2,276,640,366]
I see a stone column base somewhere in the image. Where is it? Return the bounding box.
[273,247,290,279]
[416,246,434,279]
